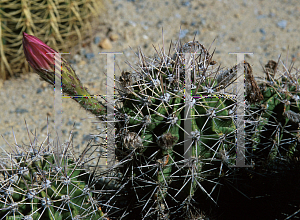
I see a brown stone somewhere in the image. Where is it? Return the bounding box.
[42,82,47,88]
[109,33,119,41]
[99,38,112,49]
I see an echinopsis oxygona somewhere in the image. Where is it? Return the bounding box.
[20,32,300,219]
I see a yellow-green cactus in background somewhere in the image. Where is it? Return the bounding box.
[0,0,106,80]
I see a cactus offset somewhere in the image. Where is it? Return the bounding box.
[246,59,300,167]
[0,124,106,220]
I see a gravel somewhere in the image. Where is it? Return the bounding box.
[277,19,288,29]
[1,0,300,166]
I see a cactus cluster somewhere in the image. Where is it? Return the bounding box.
[106,41,238,219]
[2,32,299,219]
[0,123,106,219]
[99,41,300,219]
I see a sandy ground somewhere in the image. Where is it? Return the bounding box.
[1,0,300,167]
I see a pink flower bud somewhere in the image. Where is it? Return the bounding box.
[22,32,56,74]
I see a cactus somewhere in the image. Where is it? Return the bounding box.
[0,0,105,80]
[245,59,300,167]
[21,33,300,219]
[0,123,107,219]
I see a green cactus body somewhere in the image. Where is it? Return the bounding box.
[108,42,241,218]
[21,33,300,218]
[247,73,300,166]
[0,146,105,219]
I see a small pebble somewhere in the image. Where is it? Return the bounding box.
[200,19,206,25]
[74,54,81,62]
[277,20,287,29]
[96,125,102,130]
[80,48,86,56]
[179,29,189,39]
[193,30,200,35]
[99,38,112,49]
[36,88,43,94]
[74,122,82,129]
[85,53,95,60]
[259,28,266,35]
[42,82,47,88]
[269,12,275,18]
[69,59,76,64]
[115,3,123,10]
[175,13,181,19]
[73,131,79,138]
[82,134,93,143]
[181,1,190,6]
[109,33,119,41]
[94,36,101,44]
[127,20,136,27]
[256,15,267,19]
[3,131,11,136]
[156,20,163,28]
[15,108,28,114]
[78,60,86,66]
[67,119,74,126]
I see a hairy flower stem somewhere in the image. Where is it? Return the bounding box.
[59,57,107,119]
[23,32,107,120]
